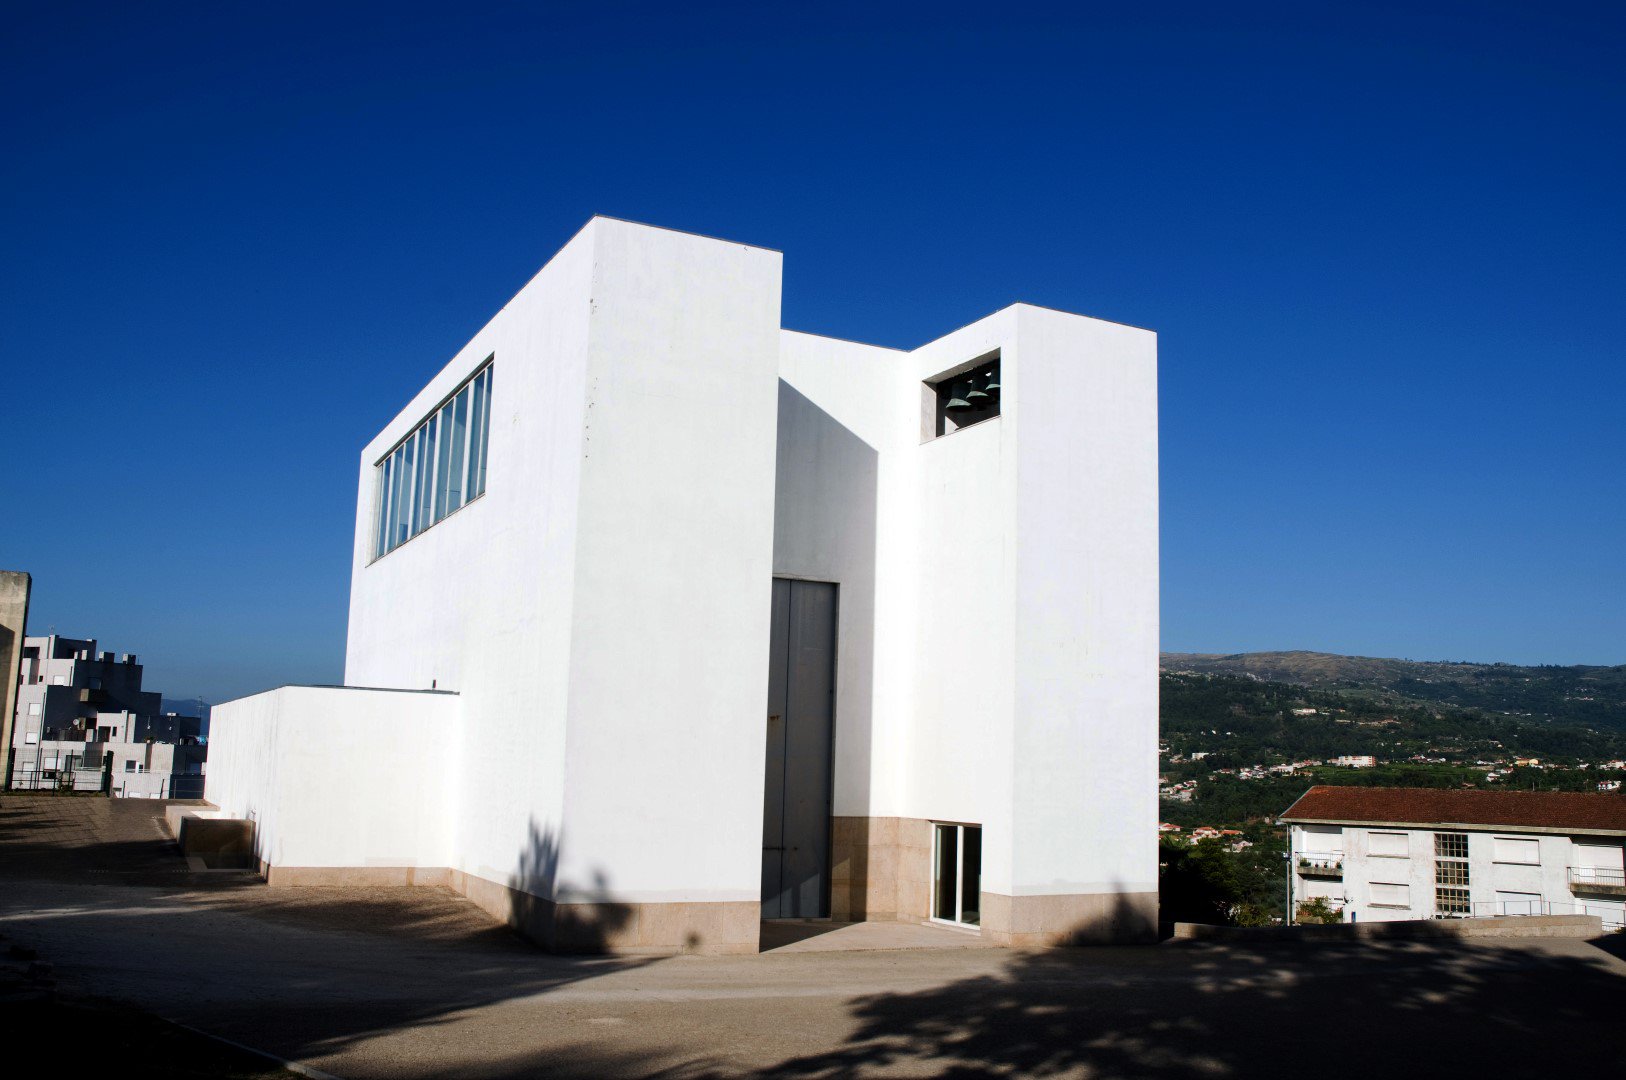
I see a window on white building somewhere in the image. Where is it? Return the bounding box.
[374,360,493,558]
[1492,837,1540,865]
[932,823,982,927]
[124,761,135,772]
[1370,882,1410,907]
[1369,831,1409,857]
[1435,832,1471,915]
[27,702,40,715]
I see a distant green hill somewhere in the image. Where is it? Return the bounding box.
[1162,651,1626,732]
[1156,670,1626,832]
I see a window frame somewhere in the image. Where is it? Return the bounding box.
[1491,836,1541,866]
[1368,830,1410,858]
[371,358,494,562]
[930,821,983,929]
[1433,831,1471,917]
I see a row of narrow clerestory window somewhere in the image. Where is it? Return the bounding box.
[375,361,493,558]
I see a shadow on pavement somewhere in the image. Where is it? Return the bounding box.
[5,795,1624,1078]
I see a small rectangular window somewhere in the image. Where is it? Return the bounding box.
[1370,882,1410,907]
[1435,887,1471,914]
[1369,831,1409,857]
[1434,832,1469,859]
[124,760,135,772]
[1435,862,1470,887]
[27,702,40,716]
[1492,837,1539,865]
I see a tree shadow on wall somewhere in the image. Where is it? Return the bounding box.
[508,817,638,954]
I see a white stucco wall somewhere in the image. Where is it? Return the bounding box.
[1293,823,1626,929]
[1011,306,1159,898]
[206,686,456,869]
[344,221,597,892]
[777,306,1159,907]
[774,331,907,821]
[905,311,1020,895]
[208,217,1161,924]
[553,221,783,903]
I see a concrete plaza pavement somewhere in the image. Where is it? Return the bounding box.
[2,795,1624,1078]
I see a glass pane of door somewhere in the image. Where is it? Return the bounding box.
[960,826,982,926]
[933,823,959,921]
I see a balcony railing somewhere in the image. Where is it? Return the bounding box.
[1297,855,1344,877]
[1472,898,1624,931]
[1568,866,1626,895]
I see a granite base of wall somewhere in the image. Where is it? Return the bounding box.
[981,890,1160,946]
[449,870,761,955]
[262,864,451,888]
[832,817,1159,945]
[260,864,758,954]
[831,815,935,922]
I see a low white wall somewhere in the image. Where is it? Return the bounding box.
[205,686,458,870]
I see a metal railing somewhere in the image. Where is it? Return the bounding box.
[6,768,105,793]
[1568,866,1625,889]
[1471,898,1623,931]
[1296,854,1344,875]
[6,766,202,799]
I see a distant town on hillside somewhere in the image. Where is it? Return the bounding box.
[1163,650,1626,731]
[1154,651,1626,924]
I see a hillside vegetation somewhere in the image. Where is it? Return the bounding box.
[1163,650,1626,732]
[1155,653,1626,926]
[1157,671,1626,830]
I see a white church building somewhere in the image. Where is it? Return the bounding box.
[204,217,1160,954]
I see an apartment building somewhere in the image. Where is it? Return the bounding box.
[204,216,1161,954]
[8,634,205,798]
[1281,786,1626,930]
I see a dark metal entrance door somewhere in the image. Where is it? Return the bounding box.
[761,578,837,919]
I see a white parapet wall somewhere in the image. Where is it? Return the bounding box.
[204,685,458,882]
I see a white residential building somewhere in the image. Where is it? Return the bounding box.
[7,634,205,798]
[203,217,1160,955]
[1281,786,1626,930]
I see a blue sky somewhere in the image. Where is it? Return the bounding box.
[2,1,1622,703]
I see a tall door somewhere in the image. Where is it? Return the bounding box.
[761,578,837,919]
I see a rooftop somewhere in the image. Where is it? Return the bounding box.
[1279,785,1626,835]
